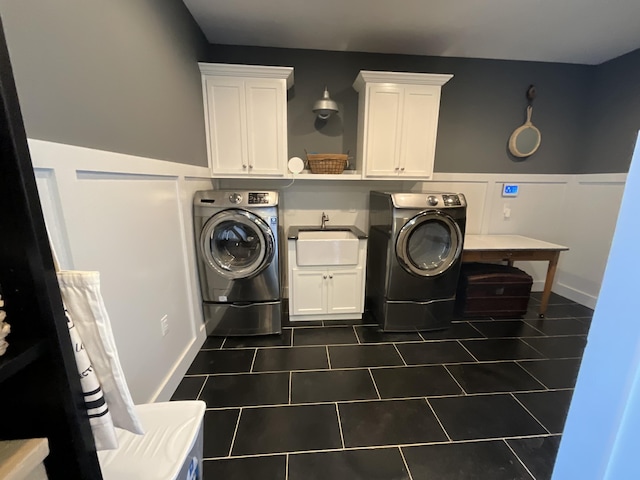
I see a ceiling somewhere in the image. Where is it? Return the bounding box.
[183,0,640,65]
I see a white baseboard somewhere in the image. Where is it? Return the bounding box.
[554,282,598,310]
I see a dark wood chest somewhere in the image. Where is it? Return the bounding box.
[456,263,533,318]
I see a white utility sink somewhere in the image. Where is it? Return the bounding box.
[296,229,359,266]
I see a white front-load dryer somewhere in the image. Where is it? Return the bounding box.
[194,190,281,336]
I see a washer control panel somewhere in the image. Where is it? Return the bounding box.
[195,190,279,208]
[442,194,462,206]
[248,192,271,204]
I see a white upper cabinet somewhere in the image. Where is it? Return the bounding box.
[199,63,294,177]
[353,71,452,180]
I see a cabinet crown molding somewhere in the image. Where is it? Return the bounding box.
[198,63,294,89]
[353,70,453,92]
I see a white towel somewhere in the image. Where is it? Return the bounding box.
[65,304,119,450]
[57,271,144,449]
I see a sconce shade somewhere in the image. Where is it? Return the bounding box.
[313,86,339,119]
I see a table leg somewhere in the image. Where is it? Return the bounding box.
[539,252,560,317]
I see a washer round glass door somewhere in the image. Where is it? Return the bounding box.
[396,211,463,277]
[200,209,275,280]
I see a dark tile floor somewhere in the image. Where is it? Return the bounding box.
[172,292,592,480]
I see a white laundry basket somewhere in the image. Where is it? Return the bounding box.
[98,401,206,480]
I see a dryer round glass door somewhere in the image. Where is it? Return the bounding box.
[396,211,463,277]
[200,209,275,280]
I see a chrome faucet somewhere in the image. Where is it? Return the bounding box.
[321,212,329,229]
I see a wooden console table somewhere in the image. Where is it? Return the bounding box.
[462,235,569,317]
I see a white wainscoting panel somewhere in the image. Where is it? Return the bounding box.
[29,139,213,403]
[554,174,626,308]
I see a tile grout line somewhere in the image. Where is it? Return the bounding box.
[203,387,574,411]
[368,368,382,399]
[456,340,481,362]
[392,343,408,366]
[442,365,468,396]
[220,337,227,349]
[521,319,548,337]
[425,398,452,442]
[249,348,258,373]
[335,403,346,449]
[285,453,289,480]
[398,446,415,480]
[195,375,209,401]
[353,325,361,344]
[466,321,488,338]
[326,345,332,369]
[227,408,243,457]
[203,433,561,461]
[182,356,581,378]
[199,338,503,352]
[510,392,552,435]
[519,337,550,358]
[503,438,537,480]
[288,371,292,405]
[513,361,549,391]
[514,361,554,391]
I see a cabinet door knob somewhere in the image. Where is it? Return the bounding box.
[400,167,405,171]
[395,166,399,171]
[323,275,327,279]
[242,164,247,169]
[329,274,333,279]
[249,164,254,169]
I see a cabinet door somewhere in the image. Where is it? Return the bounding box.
[204,78,248,174]
[245,80,286,176]
[327,269,363,314]
[291,269,327,315]
[363,85,403,177]
[398,85,440,179]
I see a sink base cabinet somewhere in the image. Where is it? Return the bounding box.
[287,239,367,322]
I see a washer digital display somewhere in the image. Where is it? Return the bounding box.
[248,192,270,204]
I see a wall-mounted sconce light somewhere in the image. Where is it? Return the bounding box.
[312,86,339,119]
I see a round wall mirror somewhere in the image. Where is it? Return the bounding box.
[509,105,541,158]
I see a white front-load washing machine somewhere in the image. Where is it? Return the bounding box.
[194,190,281,336]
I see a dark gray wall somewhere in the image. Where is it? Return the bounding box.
[582,48,640,173]
[206,45,594,174]
[1,0,634,174]
[0,0,209,166]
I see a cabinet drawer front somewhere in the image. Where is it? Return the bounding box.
[463,250,556,262]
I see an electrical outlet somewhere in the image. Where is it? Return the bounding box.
[160,315,169,336]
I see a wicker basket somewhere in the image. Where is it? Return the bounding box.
[306,154,349,174]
